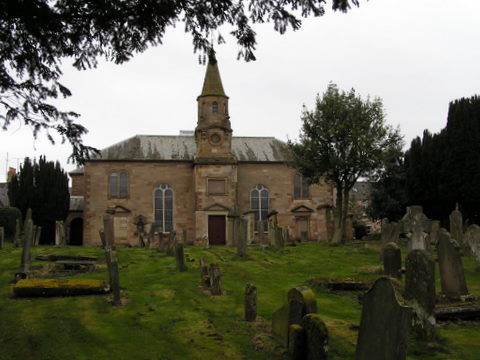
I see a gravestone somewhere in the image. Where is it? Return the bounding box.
[288,324,306,360]
[245,212,255,244]
[134,215,147,247]
[405,250,436,341]
[209,263,222,295]
[0,227,4,249]
[236,218,248,257]
[429,220,440,246]
[166,231,176,256]
[13,218,20,248]
[203,235,209,249]
[272,286,317,346]
[383,242,401,278]
[283,227,290,244]
[199,258,209,286]
[380,218,390,244]
[274,225,284,248]
[408,213,428,252]
[16,218,34,280]
[464,224,480,264]
[175,242,186,272]
[267,211,278,247]
[33,226,41,246]
[55,221,66,247]
[437,229,468,297]
[449,203,464,249]
[302,314,329,360]
[245,283,257,321]
[257,220,267,245]
[227,214,237,247]
[103,212,122,306]
[355,277,411,360]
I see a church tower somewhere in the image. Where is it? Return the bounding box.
[193,51,238,245]
[194,51,235,163]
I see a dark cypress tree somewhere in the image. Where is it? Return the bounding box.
[8,156,69,244]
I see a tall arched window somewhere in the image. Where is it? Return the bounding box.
[211,101,218,114]
[109,171,128,198]
[154,184,173,232]
[293,173,309,199]
[251,184,269,231]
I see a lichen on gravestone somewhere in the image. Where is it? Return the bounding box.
[356,277,411,360]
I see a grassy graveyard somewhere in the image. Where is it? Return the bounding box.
[0,241,479,359]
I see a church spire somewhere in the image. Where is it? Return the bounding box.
[199,50,227,98]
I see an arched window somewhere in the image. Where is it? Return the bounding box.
[293,173,309,199]
[109,171,128,198]
[251,184,269,231]
[154,184,173,232]
[211,101,218,114]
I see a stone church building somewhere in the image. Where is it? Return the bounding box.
[69,54,334,246]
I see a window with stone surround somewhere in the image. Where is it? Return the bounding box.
[212,101,218,114]
[208,178,226,195]
[293,173,310,199]
[109,171,128,198]
[251,184,269,231]
[154,184,173,233]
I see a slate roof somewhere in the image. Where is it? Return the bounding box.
[89,135,291,163]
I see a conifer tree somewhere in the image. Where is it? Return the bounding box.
[8,156,70,244]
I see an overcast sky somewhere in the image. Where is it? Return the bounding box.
[1,0,479,182]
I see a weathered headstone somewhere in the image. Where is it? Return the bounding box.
[33,226,41,246]
[355,277,411,360]
[0,227,4,250]
[288,324,306,360]
[267,211,278,246]
[272,286,317,346]
[103,213,122,305]
[408,213,428,252]
[245,283,257,321]
[257,220,267,244]
[302,314,329,360]
[405,250,436,341]
[429,220,440,246]
[199,258,209,286]
[13,218,20,248]
[449,203,464,249]
[283,226,290,244]
[236,218,248,257]
[209,263,222,295]
[464,224,480,264]
[134,215,147,247]
[383,242,401,278]
[166,231,176,256]
[274,225,284,248]
[380,218,390,244]
[16,218,34,280]
[203,235,209,249]
[437,228,468,297]
[55,221,66,247]
[175,242,186,272]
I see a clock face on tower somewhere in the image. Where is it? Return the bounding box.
[209,132,222,145]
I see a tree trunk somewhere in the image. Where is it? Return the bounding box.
[331,186,344,245]
[340,188,350,243]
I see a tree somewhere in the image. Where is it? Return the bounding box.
[1,0,360,164]
[8,156,69,244]
[288,83,403,244]
[367,154,407,222]
[404,95,480,225]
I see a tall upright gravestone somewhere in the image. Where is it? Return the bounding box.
[449,204,463,246]
[437,229,468,297]
[383,242,401,279]
[464,224,480,264]
[356,277,411,360]
[405,250,436,341]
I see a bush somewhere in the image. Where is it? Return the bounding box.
[0,207,22,241]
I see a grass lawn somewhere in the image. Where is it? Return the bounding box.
[0,241,479,359]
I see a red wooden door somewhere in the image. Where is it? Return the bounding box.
[208,215,226,245]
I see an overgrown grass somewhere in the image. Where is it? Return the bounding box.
[0,242,479,359]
